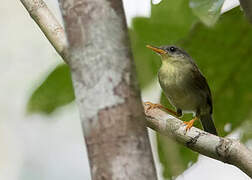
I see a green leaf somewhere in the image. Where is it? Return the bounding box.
[189,0,225,26]
[27,64,75,114]
[129,0,197,88]
[179,7,252,136]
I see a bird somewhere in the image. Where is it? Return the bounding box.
[145,44,218,135]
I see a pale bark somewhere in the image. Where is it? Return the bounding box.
[144,103,252,178]
[20,0,68,61]
[58,0,157,180]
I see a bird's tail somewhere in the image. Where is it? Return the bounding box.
[200,114,218,135]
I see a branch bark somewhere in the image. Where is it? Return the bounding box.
[20,0,68,61]
[144,103,252,178]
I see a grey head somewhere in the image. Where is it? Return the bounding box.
[159,45,190,58]
[146,44,195,64]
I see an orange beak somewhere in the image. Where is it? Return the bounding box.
[146,45,166,54]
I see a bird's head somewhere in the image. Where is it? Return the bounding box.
[146,45,191,64]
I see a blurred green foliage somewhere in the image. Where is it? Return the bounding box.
[189,0,224,26]
[240,118,252,144]
[27,64,74,114]
[26,1,252,179]
[179,7,252,136]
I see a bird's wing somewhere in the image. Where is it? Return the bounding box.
[190,65,213,114]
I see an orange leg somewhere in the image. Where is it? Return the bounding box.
[183,117,198,132]
[144,101,178,117]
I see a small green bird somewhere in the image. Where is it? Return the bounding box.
[145,45,218,135]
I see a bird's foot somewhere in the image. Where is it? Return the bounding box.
[183,117,198,132]
[144,101,178,116]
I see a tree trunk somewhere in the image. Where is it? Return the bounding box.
[58,0,157,179]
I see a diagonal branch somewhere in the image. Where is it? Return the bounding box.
[143,103,252,178]
[20,0,68,62]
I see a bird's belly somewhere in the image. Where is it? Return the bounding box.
[159,76,199,112]
[165,89,198,112]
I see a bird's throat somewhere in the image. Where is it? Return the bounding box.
[159,61,181,79]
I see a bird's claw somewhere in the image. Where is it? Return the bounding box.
[144,101,178,117]
[183,117,198,132]
[144,102,162,111]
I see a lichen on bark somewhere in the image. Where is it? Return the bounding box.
[59,0,157,179]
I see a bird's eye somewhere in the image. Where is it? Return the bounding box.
[169,46,176,52]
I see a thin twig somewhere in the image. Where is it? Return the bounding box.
[20,0,68,62]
